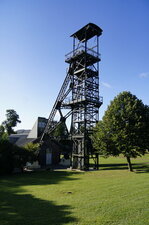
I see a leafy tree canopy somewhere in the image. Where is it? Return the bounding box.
[0,125,8,141]
[53,122,68,138]
[2,109,21,135]
[0,140,39,174]
[92,91,149,171]
[0,125,4,135]
[24,142,39,163]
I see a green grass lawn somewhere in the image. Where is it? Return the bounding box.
[0,155,149,225]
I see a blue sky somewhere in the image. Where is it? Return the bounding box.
[0,0,149,130]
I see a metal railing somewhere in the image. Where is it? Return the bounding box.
[65,45,100,62]
[63,95,103,105]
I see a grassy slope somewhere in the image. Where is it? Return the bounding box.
[0,155,149,225]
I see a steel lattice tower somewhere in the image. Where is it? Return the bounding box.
[41,23,103,170]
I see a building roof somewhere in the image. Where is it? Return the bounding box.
[9,131,35,147]
[9,117,48,147]
[70,23,103,42]
[15,137,35,147]
[16,129,31,134]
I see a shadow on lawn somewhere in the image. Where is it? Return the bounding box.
[90,162,149,173]
[133,163,149,173]
[0,171,79,225]
[99,163,129,170]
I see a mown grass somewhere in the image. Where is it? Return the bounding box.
[0,155,149,225]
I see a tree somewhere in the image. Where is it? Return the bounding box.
[0,125,8,141]
[0,139,14,174]
[0,139,39,174]
[2,109,21,135]
[24,142,39,163]
[0,138,25,174]
[92,91,149,171]
[0,125,4,136]
[53,122,68,138]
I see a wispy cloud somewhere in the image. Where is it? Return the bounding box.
[101,82,112,88]
[139,72,149,78]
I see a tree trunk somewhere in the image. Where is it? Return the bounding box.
[126,156,133,172]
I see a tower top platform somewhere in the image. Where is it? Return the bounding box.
[70,23,102,42]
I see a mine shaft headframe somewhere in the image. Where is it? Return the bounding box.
[64,23,103,170]
[40,23,102,171]
[70,23,102,42]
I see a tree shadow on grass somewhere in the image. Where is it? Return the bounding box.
[99,163,128,171]
[0,171,79,225]
[133,163,149,173]
[89,163,129,171]
[90,162,149,173]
